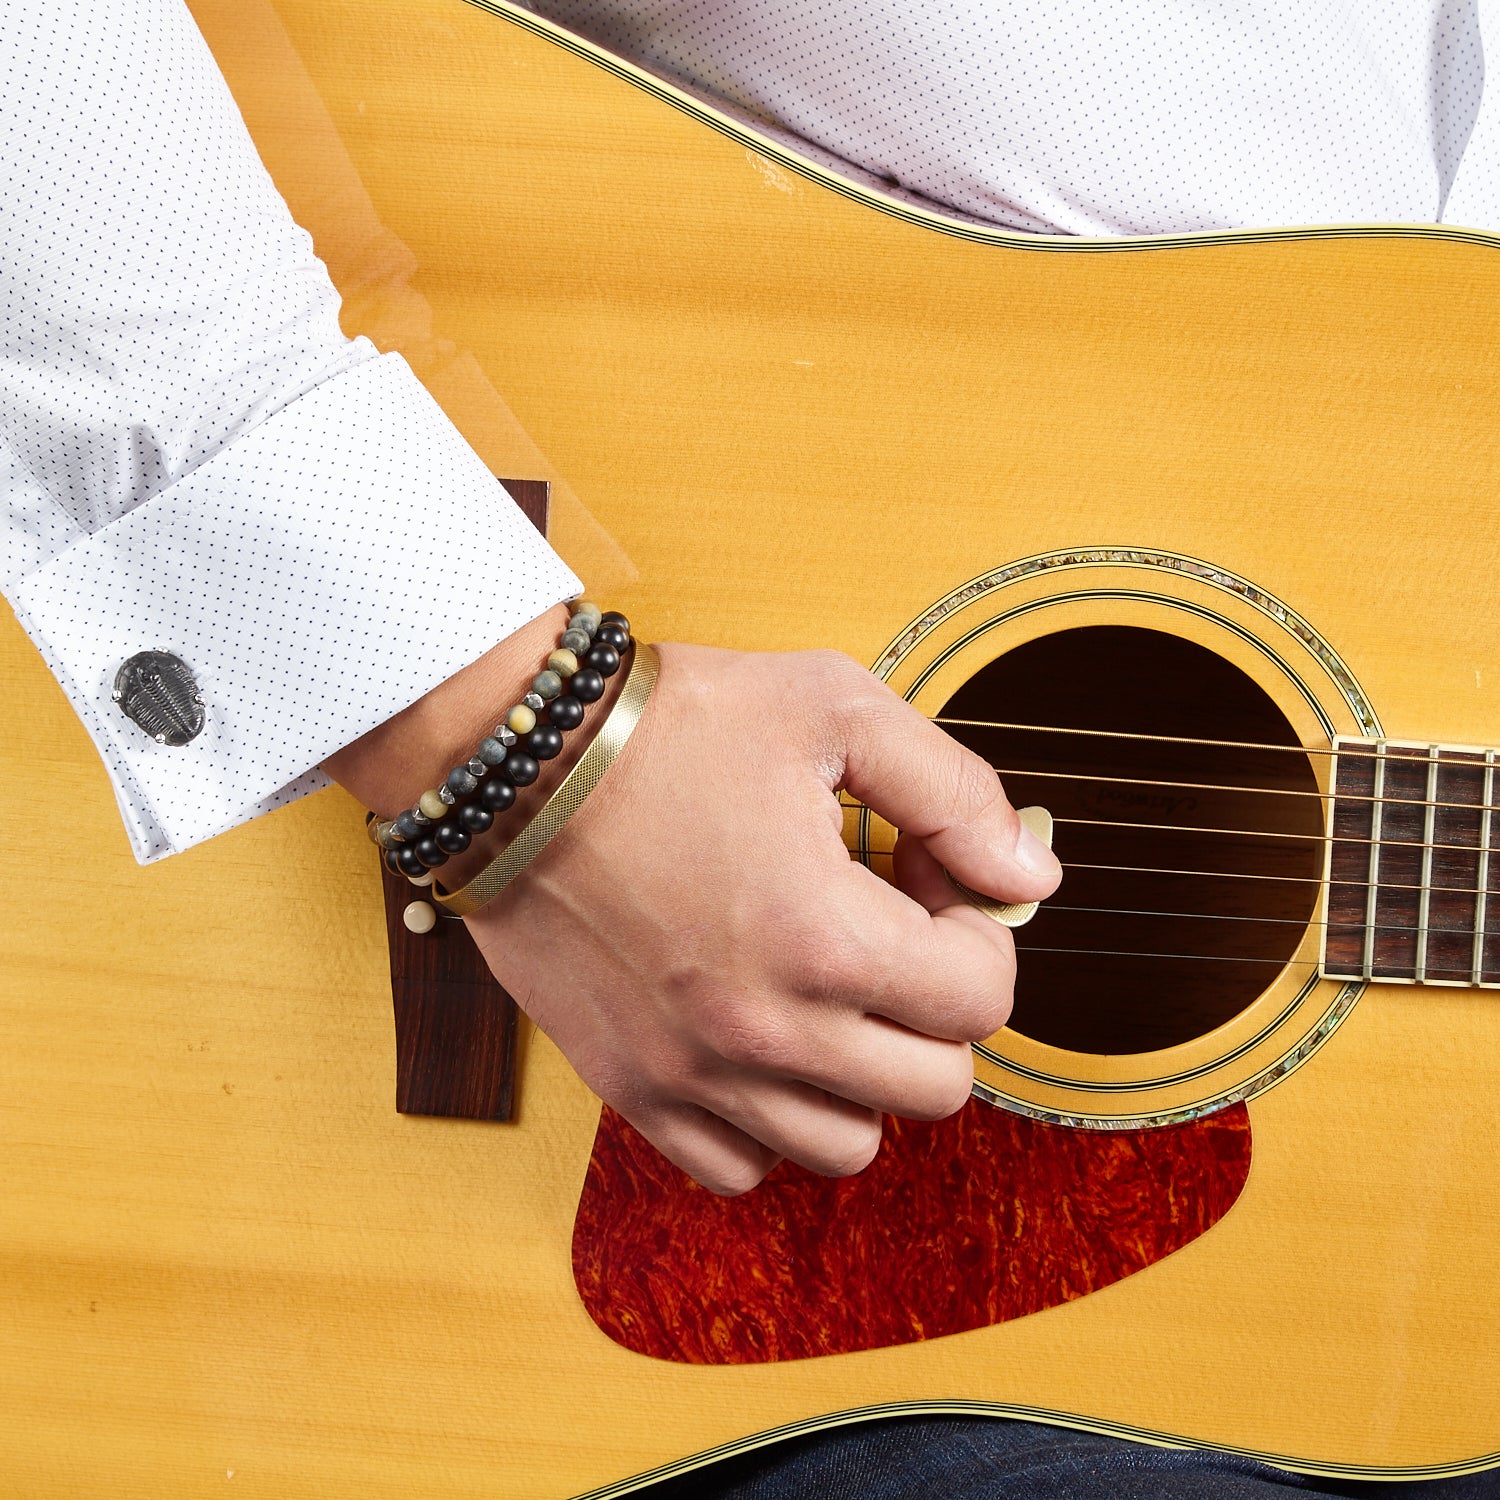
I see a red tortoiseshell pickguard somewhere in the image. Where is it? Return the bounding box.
[572,1101,1251,1364]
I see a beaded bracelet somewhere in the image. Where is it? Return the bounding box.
[370,606,633,878]
[365,604,632,883]
[415,627,635,874]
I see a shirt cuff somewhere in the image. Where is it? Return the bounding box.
[7,352,582,864]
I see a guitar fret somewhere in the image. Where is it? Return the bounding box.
[1322,736,1498,988]
[1414,746,1440,983]
[1360,743,1387,982]
[1476,751,1496,986]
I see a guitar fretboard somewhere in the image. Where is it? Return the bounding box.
[1322,738,1500,986]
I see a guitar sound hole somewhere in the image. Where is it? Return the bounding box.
[942,626,1323,1055]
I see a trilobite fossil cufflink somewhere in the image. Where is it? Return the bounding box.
[112,651,206,746]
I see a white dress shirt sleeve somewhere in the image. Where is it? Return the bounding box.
[1,0,582,865]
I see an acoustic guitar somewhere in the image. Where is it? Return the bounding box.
[4,1,1500,1494]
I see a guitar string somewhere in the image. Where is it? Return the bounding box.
[970,900,1487,941]
[933,716,1497,768]
[859,848,1500,902]
[979,762,1498,816]
[933,723,1500,815]
[1046,812,1487,855]
[837,719,1500,961]
[854,853,1493,943]
[843,798,1500,859]
[1012,945,1316,967]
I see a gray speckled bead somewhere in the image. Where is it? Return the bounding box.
[567,614,594,637]
[394,810,423,842]
[574,600,603,628]
[446,767,478,797]
[368,818,401,850]
[478,736,508,766]
[523,691,545,712]
[532,670,563,701]
[561,627,591,654]
[466,756,488,778]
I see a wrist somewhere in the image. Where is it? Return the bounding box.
[441,649,633,895]
[321,603,572,817]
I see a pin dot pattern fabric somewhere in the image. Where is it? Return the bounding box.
[524,0,1500,235]
[1,1,580,863]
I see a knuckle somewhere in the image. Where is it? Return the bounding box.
[699,994,796,1071]
[701,1157,771,1197]
[807,651,884,722]
[906,1056,976,1121]
[818,1118,885,1178]
[949,749,1005,822]
[934,979,1013,1049]
[787,921,872,1007]
[969,989,1014,1040]
[935,1062,977,1119]
[958,953,1017,1039]
[803,647,861,685]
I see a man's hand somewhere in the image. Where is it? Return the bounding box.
[457,641,1060,1196]
[325,613,1059,1196]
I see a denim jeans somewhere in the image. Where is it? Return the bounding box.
[635,1417,1500,1499]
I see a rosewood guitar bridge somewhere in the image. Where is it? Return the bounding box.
[374,478,549,1122]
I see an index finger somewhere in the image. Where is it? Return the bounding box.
[827,663,1061,904]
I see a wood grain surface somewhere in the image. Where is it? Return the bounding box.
[2,1,1499,1495]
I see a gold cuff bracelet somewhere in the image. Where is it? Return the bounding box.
[432,642,660,918]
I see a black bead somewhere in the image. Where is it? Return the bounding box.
[527,724,564,761]
[585,643,621,677]
[595,623,630,653]
[384,847,405,876]
[548,694,585,731]
[414,836,448,868]
[435,821,471,855]
[396,844,427,877]
[480,778,517,813]
[571,668,605,703]
[599,611,630,633]
[459,802,494,835]
[504,752,540,787]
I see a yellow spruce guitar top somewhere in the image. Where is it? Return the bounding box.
[4,0,1500,1494]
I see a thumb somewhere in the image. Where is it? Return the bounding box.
[830,666,1061,904]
